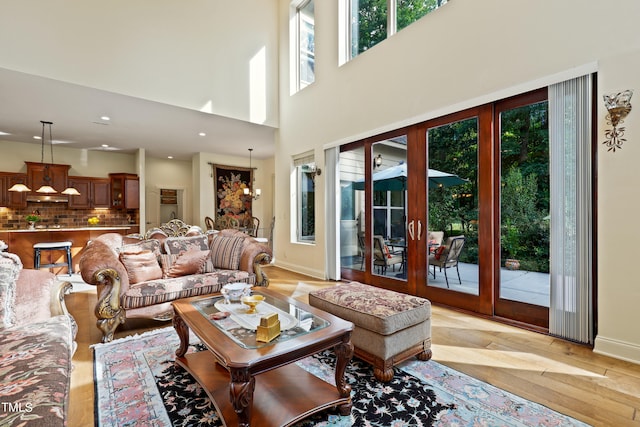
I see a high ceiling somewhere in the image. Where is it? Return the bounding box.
[0,67,276,161]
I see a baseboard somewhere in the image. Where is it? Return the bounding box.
[272,260,326,280]
[593,335,640,364]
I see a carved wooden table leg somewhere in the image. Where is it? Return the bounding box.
[230,368,255,427]
[334,333,354,416]
[173,312,189,357]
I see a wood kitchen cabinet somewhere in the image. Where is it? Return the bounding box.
[68,177,110,209]
[0,173,28,209]
[26,162,70,192]
[109,173,139,209]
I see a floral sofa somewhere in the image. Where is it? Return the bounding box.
[79,220,272,342]
[0,250,76,427]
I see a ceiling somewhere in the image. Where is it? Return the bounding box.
[0,67,276,161]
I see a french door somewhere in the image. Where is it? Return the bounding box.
[340,89,557,329]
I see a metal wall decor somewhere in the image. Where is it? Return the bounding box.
[603,89,633,152]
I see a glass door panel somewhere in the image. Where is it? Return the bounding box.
[339,146,365,273]
[426,118,479,295]
[371,139,407,281]
[498,100,550,307]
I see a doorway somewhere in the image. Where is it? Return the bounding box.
[339,89,558,329]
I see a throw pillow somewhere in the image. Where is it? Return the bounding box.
[164,235,209,255]
[434,246,446,261]
[119,239,162,257]
[209,235,245,270]
[160,250,210,278]
[0,252,22,328]
[157,253,178,278]
[119,250,163,284]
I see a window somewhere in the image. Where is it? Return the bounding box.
[294,0,315,91]
[293,153,317,242]
[348,0,448,59]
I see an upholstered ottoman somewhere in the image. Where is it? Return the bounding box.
[309,281,432,382]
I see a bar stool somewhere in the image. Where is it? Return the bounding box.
[33,241,73,276]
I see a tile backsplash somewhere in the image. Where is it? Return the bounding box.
[0,203,139,229]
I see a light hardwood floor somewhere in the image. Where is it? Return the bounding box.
[67,266,640,427]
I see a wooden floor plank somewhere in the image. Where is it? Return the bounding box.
[67,266,640,427]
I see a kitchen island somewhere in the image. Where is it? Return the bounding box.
[0,226,135,274]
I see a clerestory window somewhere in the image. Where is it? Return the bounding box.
[348,0,449,60]
[291,0,315,93]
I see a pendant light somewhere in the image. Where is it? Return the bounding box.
[242,148,261,200]
[33,121,80,195]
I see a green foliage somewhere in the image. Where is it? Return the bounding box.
[425,101,551,274]
[354,0,387,54]
[25,214,40,223]
[355,0,446,54]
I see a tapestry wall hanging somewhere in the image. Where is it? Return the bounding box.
[213,164,253,219]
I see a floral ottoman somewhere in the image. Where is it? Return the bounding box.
[309,281,432,382]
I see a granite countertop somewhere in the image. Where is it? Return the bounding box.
[1,225,136,233]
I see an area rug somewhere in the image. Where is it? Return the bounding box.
[93,327,590,427]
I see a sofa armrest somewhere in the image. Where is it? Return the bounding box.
[51,280,73,317]
[239,241,272,287]
[79,239,129,343]
[79,239,131,293]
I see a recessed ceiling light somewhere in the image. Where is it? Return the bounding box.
[33,136,41,140]
[199,132,206,137]
[0,131,10,136]
[101,144,109,148]
[101,116,111,121]
[167,156,174,159]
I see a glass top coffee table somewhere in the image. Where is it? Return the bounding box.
[172,288,354,427]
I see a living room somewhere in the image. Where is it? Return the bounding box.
[1,0,640,425]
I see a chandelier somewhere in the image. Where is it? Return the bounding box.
[8,121,80,195]
[243,148,261,200]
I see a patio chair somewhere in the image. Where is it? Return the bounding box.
[428,235,465,288]
[357,232,366,269]
[427,230,444,254]
[373,235,403,275]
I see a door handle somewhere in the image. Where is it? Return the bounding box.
[408,220,415,241]
[417,220,423,241]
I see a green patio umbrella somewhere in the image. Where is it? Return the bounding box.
[352,162,468,191]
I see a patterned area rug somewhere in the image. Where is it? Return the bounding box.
[93,327,590,427]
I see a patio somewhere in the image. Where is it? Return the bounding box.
[341,257,550,308]
[426,261,550,307]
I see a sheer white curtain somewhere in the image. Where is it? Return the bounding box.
[325,146,341,280]
[548,74,594,344]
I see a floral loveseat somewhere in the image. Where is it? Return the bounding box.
[79,220,272,342]
[0,250,76,427]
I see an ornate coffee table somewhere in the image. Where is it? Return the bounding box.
[172,288,354,427]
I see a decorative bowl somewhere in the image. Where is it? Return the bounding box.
[221,283,251,303]
[241,295,265,314]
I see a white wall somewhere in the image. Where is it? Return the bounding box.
[145,158,193,224]
[276,0,640,362]
[0,0,279,127]
[0,140,136,176]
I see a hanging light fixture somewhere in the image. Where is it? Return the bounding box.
[243,148,261,200]
[10,121,81,195]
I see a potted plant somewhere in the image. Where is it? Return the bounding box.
[502,221,521,270]
[25,214,41,230]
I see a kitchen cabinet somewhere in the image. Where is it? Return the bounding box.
[68,177,110,209]
[0,173,28,209]
[26,162,70,193]
[109,173,139,209]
